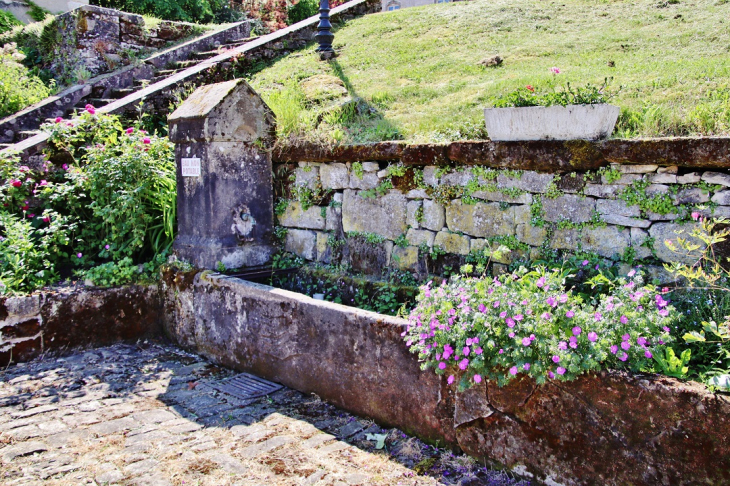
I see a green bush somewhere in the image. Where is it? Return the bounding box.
[404,267,677,388]
[0,48,52,117]
[0,109,176,293]
[0,11,21,35]
[90,0,243,24]
[287,0,319,24]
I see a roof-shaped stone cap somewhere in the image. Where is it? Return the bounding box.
[168,79,276,144]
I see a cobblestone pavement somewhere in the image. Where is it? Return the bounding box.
[0,342,530,486]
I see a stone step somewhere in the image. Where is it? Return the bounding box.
[17,130,40,141]
[109,87,137,99]
[173,60,200,69]
[188,50,222,61]
[74,98,116,110]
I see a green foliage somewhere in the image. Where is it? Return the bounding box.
[0,110,175,294]
[0,11,21,35]
[598,166,623,184]
[273,226,289,241]
[90,0,241,24]
[492,78,614,108]
[0,47,52,117]
[25,1,50,22]
[394,233,408,248]
[652,346,691,379]
[287,0,318,24]
[351,162,364,180]
[347,231,386,246]
[80,252,168,287]
[404,268,677,388]
[620,180,676,215]
[274,198,289,216]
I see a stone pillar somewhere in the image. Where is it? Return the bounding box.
[168,79,276,269]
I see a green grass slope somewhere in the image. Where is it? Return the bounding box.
[248,0,730,144]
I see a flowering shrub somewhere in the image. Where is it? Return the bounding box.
[492,68,613,108]
[403,267,677,388]
[0,108,175,293]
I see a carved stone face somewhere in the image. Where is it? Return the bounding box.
[231,204,256,242]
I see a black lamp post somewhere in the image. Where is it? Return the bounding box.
[315,0,335,60]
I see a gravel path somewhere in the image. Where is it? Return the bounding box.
[0,342,529,486]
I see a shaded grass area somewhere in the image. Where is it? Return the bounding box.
[247,0,730,143]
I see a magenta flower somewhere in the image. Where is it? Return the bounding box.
[458,358,469,370]
[62,164,69,170]
[523,363,531,371]
[621,341,631,351]
[658,308,669,317]
[126,127,134,135]
[691,211,700,220]
[10,179,21,187]
[622,333,630,341]
[508,332,515,338]
[546,296,557,307]
[610,345,618,354]
[463,346,470,356]
[42,216,50,223]
[620,315,628,324]
[581,260,589,266]
[572,326,582,336]
[438,362,446,370]
[541,312,552,320]
[628,269,636,277]
[447,375,455,385]
[498,348,504,354]
[77,253,82,258]
[536,277,545,288]
[644,350,653,359]
[499,311,507,318]
[558,341,567,350]
[566,310,574,318]
[522,337,531,346]
[493,300,501,308]
[552,355,560,363]
[514,314,523,321]
[85,104,96,115]
[558,294,568,304]
[478,303,486,313]
[619,352,628,362]
[588,332,598,342]
[594,312,602,321]
[104,244,110,250]
[473,374,482,383]
[142,137,151,144]
[637,337,647,346]
[663,326,671,333]
[556,367,566,375]
[550,66,561,74]
[506,317,515,328]
[509,366,518,376]
[54,117,63,123]
[548,371,555,379]
[474,347,483,355]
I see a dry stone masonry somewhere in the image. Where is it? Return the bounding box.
[274,157,728,280]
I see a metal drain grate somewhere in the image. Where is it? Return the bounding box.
[207,372,283,401]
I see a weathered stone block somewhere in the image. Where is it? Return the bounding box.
[284,229,317,260]
[278,201,325,230]
[701,171,730,187]
[471,190,532,205]
[649,222,704,264]
[360,162,379,172]
[342,190,407,240]
[677,172,701,184]
[441,171,473,186]
[711,190,730,206]
[406,189,429,199]
[325,205,341,232]
[391,246,419,271]
[320,163,349,189]
[293,165,319,189]
[646,210,679,221]
[516,224,548,247]
[584,184,621,199]
[434,232,470,255]
[348,171,379,190]
[542,195,595,223]
[674,187,710,204]
[445,200,514,238]
[630,227,653,260]
[581,226,630,259]
[601,215,651,228]
[550,228,580,250]
[497,171,553,194]
[514,205,531,226]
[614,164,658,174]
[422,200,445,232]
[596,199,639,218]
[646,184,669,195]
[5,295,40,317]
[422,166,439,186]
[648,173,678,184]
[657,166,678,174]
[316,232,330,263]
[406,229,435,248]
[407,200,422,229]
[602,173,643,185]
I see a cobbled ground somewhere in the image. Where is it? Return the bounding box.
[0,342,530,486]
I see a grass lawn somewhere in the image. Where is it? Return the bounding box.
[247,0,730,144]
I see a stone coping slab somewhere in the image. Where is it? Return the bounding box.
[273,137,730,171]
[161,269,730,486]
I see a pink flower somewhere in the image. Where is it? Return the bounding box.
[572,326,582,336]
[525,85,535,92]
[458,358,469,370]
[499,311,507,318]
[126,127,134,134]
[62,164,69,170]
[566,310,574,318]
[644,350,653,359]
[621,341,631,351]
[541,312,552,320]
[536,277,545,288]
[142,137,151,144]
[85,104,96,115]
[637,337,647,346]
[691,211,700,220]
[610,345,618,354]
[594,312,602,321]
[550,66,561,74]
[522,337,531,346]
[474,347,483,355]
[493,301,501,308]
[463,346,470,356]
[619,352,628,362]
[438,362,446,370]
[514,314,523,321]
[552,355,560,363]
[77,253,83,258]
[498,348,504,354]
[54,117,63,123]
[478,304,486,313]
[622,333,630,341]
[506,317,515,328]
[581,260,589,266]
[447,375,455,385]
[509,366,518,375]
[546,296,557,307]
[26,213,34,218]
[558,341,567,350]
[548,371,555,379]
[39,180,47,186]
[473,374,482,383]
[663,326,671,333]
[42,216,50,223]
[105,244,110,250]
[628,269,636,277]
[10,179,21,187]
[508,332,515,338]
[588,332,598,342]
[523,363,531,371]
[620,315,628,324]
[558,294,568,304]
[556,367,566,375]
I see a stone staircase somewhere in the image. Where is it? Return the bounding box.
[0,27,254,150]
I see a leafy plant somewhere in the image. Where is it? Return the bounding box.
[652,346,691,378]
[493,76,615,108]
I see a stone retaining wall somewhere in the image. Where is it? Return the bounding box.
[0,285,163,366]
[272,140,730,280]
[161,269,730,486]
